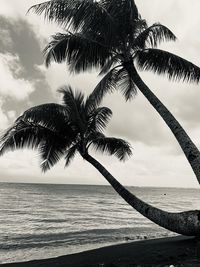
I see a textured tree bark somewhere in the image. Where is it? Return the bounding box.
[84,153,200,236]
[125,63,200,185]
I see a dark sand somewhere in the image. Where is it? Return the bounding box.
[1,236,200,267]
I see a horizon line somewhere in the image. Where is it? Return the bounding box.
[0,181,199,190]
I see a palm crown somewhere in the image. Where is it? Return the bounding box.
[30,0,200,101]
[0,86,132,172]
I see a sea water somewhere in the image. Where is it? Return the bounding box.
[0,182,200,264]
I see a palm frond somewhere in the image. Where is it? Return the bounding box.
[88,107,112,132]
[65,144,78,167]
[117,67,138,100]
[59,85,84,110]
[0,103,77,173]
[108,0,139,20]
[86,131,105,144]
[85,66,122,113]
[0,120,41,156]
[129,0,140,20]
[44,32,110,71]
[29,0,116,35]
[99,54,123,75]
[91,137,132,161]
[58,86,86,133]
[103,0,139,36]
[39,140,67,172]
[135,48,200,83]
[28,0,94,30]
[133,23,176,49]
[0,119,69,159]
[22,103,69,133]
[131,18,148,42]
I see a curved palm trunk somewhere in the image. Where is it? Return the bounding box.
[83,153,200,236]
[126,63,200,184]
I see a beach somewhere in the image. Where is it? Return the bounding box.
[1,236,200,266]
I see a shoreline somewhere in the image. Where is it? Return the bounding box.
[1,236,200,267]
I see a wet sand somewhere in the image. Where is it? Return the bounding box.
[1,236,200,267]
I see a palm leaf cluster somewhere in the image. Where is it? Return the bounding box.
[29,0,200,103]
[0,87,132,172]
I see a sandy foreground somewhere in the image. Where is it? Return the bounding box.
[1,236,200,267]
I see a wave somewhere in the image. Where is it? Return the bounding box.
[0,226,174,250]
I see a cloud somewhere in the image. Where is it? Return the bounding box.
[0,16,44,78]
[0,100,9,131]
[0,53,34,100]
[0,28,13,49]
[0,0,39,18]
[0,0,60,50]
[0,16,55,116]
[40,63,100,99]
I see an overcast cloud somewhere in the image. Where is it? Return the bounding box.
[0,1,200,188]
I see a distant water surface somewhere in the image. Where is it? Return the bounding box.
[0,183,200,264]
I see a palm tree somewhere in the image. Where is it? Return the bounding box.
[29,0,200,184]
[1,86,200,236]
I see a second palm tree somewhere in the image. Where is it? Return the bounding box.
[1,86,200,236]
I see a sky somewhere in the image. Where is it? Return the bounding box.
[0,1,200,188]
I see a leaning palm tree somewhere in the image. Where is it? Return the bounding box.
[1,86,200,236]
[29,0,200,184]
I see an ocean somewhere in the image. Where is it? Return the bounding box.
[0,182,200,264]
